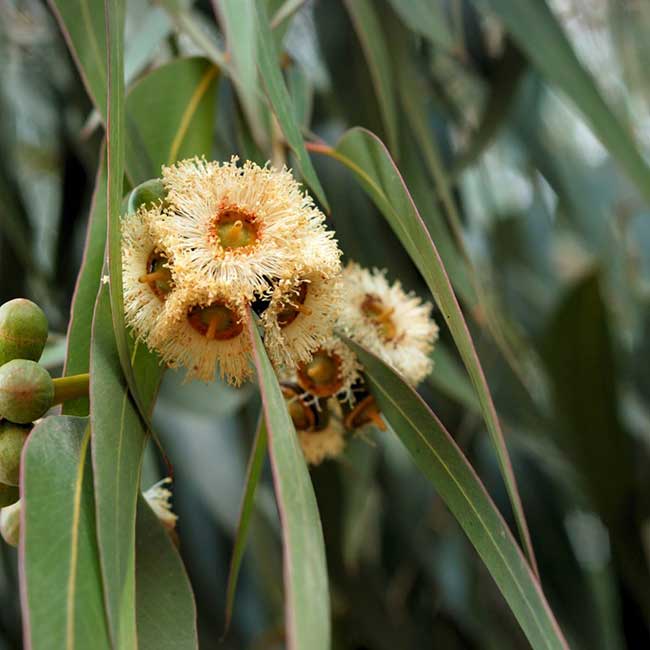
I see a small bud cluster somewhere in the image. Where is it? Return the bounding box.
[122,158,439,466]
[0,298,51,545]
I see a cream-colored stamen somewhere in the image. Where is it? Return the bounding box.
[206,314,220,340]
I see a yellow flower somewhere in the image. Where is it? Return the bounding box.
[157,156,336,300]
[292,336,361,404]
[338,262,439,386]
[153,286,253,386]
[121,206,176,345]
[261,270,342,368]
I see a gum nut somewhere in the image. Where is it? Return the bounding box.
[0,500,20,547]
[0,299,48,366]
[0,482,19,508]
[126,178,167,215]
[0,421,30,485]
[0,360,54,424]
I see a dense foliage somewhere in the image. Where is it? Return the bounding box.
[1,1,650,649]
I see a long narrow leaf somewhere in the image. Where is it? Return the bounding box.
[247,315,330,650]
[90,284,147,648]
[213,0,268,148]
[47,0,107,119]
[313,127,538,574]
[20,417,111,650]
[254,0,328,210]
[343,0,399,156]
[223,418,268,634]
[63,148,107,417]
[347,340,568,650]
[135,497,198,650]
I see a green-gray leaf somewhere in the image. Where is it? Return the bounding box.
[223,418,268,633]
[347,339,568,650]
[21,416,111,650]
[329,127,538,574]
[135,496,198,649]
[247,315,330,650]
[254,0,329,210]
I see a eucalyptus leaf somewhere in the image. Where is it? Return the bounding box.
[343,0,399,156]
[247,316,330,650]
[347,339,569,650]
[125,57,219,184]
[20,416,111,650]
[135,496,198,650]
[90,283,147,648]
[254,0,328,210]
[63,149,107,417]
[224,418,268,634]
[326,127,538,574]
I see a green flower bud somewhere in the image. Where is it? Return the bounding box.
[0,299,48,367]
[0,360,54,424]
[0,421,30,485]
[126,178,167,215]
[0,482,19,508]
[1,500,20,547]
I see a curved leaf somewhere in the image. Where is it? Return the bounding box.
[125,57,219,183]
[347,340,568,650]
[20,416,111,650]
[254,0,328,210]
[213,0,268,148]
[223,418,268,634]
[320,127,538,574]
[247,315,330,650]
[90,284,147,648]
[47,0,107,120]
[63,148,107,417]
[343,0,399,156]
[135,497,198,650]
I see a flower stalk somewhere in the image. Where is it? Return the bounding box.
[52,373,90,406]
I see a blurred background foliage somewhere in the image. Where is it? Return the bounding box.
[2,0,650,648]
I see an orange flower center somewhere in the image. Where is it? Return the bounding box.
[344,395,386,431]
[139,251,173,300]
[212,207,259,251]
[361,294,396,341]
[297,349,343,397]
[187,302,243,340]
[281,385,316,431]
[277,282,311,328]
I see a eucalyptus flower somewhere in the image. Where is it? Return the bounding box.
[157,156,336,300]
[154,288,252,386]
[293,337,361,404]
[338,262,439,386]
[121,206,176,345]
[261,270,342,368]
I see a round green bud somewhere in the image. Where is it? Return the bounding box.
[127,178,167,215]
[0,482,19,508]
[1,500,20,547]
[0,360,54,424]
[0,299,48,367]
[0,421,30,485]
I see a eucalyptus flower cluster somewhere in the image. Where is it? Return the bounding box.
[122,157,439,465]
